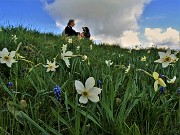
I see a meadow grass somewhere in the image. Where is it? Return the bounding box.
[0,26,179,135]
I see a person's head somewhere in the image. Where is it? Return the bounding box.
[82,27,91,38]
[67,19,75,27]
[82,27,90,33]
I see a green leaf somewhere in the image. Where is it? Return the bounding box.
[68,102,102,128]
[100,101,114,122]
[39,119,62,135]
[7,101,25,125]
[51,108,74,133]
[20,111,49,135]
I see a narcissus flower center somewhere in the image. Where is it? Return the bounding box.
[4,56,10,61]
[164,56,171,62]
[48,65,53,69]
[82,91,89,97]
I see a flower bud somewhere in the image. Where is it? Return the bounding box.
[20,100,27,110]
[82,55,88,61]
[116,98,121,105]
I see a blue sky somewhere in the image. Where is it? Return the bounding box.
[0,0,179,33]
[0,0,179,48]
[0,0,58,33]
[139,0,180,31]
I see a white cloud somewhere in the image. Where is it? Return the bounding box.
[42,0,179,49]
[120,31,141,47]
[91,31,141,48]
[42,0,150,46]
[145,27,180,49]
[55,21,65,29]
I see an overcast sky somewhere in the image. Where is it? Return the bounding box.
[0,0,179,49]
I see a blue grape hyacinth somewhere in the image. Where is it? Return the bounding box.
[7,82,13,87]
[159,74,164,78]
[54,85,62,100]
[160,86,165,94]
[178,89,180,95]
[97,80,103,87]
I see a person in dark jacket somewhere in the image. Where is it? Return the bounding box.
[64,19,79,36]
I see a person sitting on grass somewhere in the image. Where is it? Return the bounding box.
[80,27,91,39]
[64,19,80,36]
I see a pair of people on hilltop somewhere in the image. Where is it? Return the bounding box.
[63,19,91,39]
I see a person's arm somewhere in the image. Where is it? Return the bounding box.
[72,29,79,36]
[65,26,79,36]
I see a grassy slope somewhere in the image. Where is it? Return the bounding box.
[0,26,180,135]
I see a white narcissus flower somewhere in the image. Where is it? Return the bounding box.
[128,49,132,53]
[44,60,59,72]
[105,60,113,66]
[174,51,179,55]
[68,38,72,43]
[0,48,17,67]
[119,54,123,57]
[172,57,179,63]
[76,46,80,51]
[61,44,73,68]
[167,76,176,84]
[75,77,102,104]
[12,35,18,41]
[147,50,151,54]
[140,56,147,62]
[82,55,88,61]
[153,72,166,91]
[125,63,131,73]
[90,44,92,50]
[154,49,176,68]
[135,47,140,50]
